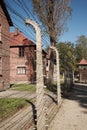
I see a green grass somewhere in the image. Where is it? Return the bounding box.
[0,98,29,122]
[10,84,36,92]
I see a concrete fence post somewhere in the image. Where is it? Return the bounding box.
[50,46,61,105]
[25,19,46,130]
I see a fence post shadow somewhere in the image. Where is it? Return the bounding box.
[26,99,37,130]
[45,93,57,104]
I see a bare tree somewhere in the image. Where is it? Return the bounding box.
[32,0,71,46]
[32,0,72,86]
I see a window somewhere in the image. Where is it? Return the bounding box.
[0,24,2,43]
[19,47,24,57]
[0,57,2,75]
[17,67,26,75]
[79,66,87,70]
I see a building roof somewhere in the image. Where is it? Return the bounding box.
[10,29,47,57]
[78,58,87,65]
[10,29,35,46]
[0,0,13,26]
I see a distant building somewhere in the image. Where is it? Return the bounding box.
[0,0,13,90]
[78,58,87,83]
[10,29,47,84]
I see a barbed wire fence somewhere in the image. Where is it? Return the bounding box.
[0,1,63,129]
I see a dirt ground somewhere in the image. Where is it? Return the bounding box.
[48,84,87,130]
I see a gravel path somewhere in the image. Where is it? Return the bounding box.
[0,90,36,99]
[48,84,87,130]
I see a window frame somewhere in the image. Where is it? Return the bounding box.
[17,66,26,75]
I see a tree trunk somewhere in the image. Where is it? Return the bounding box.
[47,48,55,87]
[47,0,56,87]
[48,0,56,46]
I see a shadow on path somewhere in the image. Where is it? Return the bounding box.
[63,84,87,110]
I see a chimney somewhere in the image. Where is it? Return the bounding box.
[14,28,19,36]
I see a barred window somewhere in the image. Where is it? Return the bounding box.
[17,67,26,75]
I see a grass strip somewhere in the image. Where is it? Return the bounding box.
[0,98,29,121]
[10,84,36,92]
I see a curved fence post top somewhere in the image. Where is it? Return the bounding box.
[25,19,40,32]
[50,45,59,53]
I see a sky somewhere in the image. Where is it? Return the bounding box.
[59,0,87,43]
[5,0,87,47]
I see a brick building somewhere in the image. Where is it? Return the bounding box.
[78,58,87,83]
[0,0,13,90]
[10,29,47,84]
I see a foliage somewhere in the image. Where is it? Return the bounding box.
[75,35,87,61]
[0,98,29,121]
[56,35,87,77]
[56,42,75,72]
[10,84,36,92]
[32,0,72,45]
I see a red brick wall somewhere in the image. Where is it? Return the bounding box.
[10,46,36,84]
[0,6,10,90]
